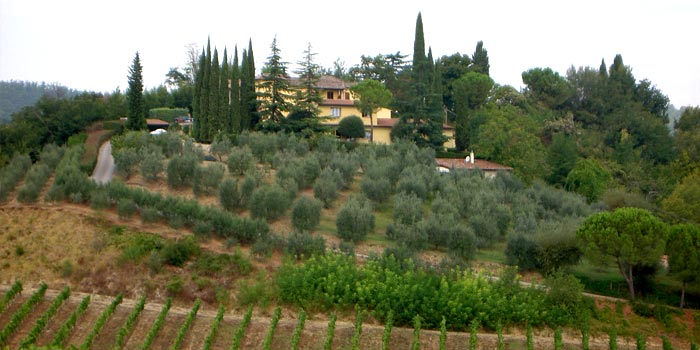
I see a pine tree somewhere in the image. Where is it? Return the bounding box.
[229,46,241,134]
[293,42,322,116]
[259,36,292,128]
[471,41,490,76]
[126,52,146,130]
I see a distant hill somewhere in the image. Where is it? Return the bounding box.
[0,80,79,124]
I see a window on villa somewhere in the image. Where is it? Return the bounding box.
[345,92,350,100]
[361,111,368,117]
[327,91,333,99]
[331,107,341,117]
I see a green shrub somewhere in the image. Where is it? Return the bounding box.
[231,305,254,350]
[89,187,111,209]
[167,153,198,188]
[141,206,162,223]
[117,198,138,218]
[141,149,164,181]
[219,178,241,211]
[361,177,392,203]
[228,146,255,175]
[325,313,337,350]
[114,147,140,178]
[314,169,341,208]
[210,135,231,162]
[249,184,292,221]
[336,195,374,242]
[193,163,225,196]
[392,192,423,226]
[292,196,322,231]
[239,174,258,208]
[285,230,326,259]
[329,153,359,188]
[337,115,365,138]
[161,236,200,267]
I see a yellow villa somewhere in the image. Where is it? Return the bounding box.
[257,75,455,148]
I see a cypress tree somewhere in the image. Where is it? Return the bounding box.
[219,48,230,134]
[230,46,241,134]
[246,39,258,128]
[126,52,147,131]
[471,41,490,76]
[192,49,206,139]
[197,40,212,141]
[239,39,258,130]
[206,48,220,141]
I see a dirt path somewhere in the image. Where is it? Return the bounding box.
[90,141,114,184]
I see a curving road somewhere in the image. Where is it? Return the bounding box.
[90,141,114,184]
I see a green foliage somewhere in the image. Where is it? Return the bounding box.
[113,295,146,350]
[314,169,341,208]
[336,195,375,242]
[290,310,306,350]
[249,183,292,221]
[117,198,138,218]
[361,175,392,203]
[544,272,585,325]
[203,305,225,350]
[609,330,618,350]
[0,153,32,202]
[140,148,164,181]
[554,327,563,350]
[161,236,200,267]
[219,178,241,211]
[285,230,326,260]
[230,305,254,350]
[565,158,611,203]
[526,324,533,350]
[469,319,479,350]
[51,295,90,347]
[325,313,337,350]
[228,146,255,175]
[350,80,392,143]
[496,322,504,350]
[170,299,201,350]
[20,286,70,349]
[262,307,282,350]
[351,307,363,350]
[292,196,322,231]
[141,298,171,350]
[0,282,47,346]
[193,162,225,196]
[337,115,366,139]
[0,281,22,314]
[277,253,568,330]
[126,52,147,130]
[636,333,646,350]
[666,224,700,307]
[81,293,123,350]
[577,207,668,299]
[661,335,673,350]
[114,147,140,178]
[167,153,198,188]
[663,170,700,224]
[412,314,422,350]
[439,316,446,350]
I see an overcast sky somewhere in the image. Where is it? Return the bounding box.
[1,0,698,107]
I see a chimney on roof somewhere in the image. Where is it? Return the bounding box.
[470,150,475,164]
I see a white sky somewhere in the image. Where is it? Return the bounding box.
[1,0,698,107]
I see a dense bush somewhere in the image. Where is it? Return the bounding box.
[46,146,94,203]
[114,147,140,178]
[337,115,365,138]
[117,198,138,218]
[329,153,359,188]
[249,184,292,221]
[336,195,374,242]
[292,195,322,231]
[314,168,342,208]
[140,147,164,181]
[161,236,200,267]
[277,253,575,330]
[228,146,255,175]
[210,135,231,162]
[167,153,198,188]
[361,176,392,203]
[285,230,326,259]
[392,192,423,226]
[219,178,241,211]
[193,163,225,196]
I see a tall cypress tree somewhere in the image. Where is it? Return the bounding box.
[197,40,212,141]
[205,48,220,141]
[229,46,241,134]
[471,41,490,76]
[126,52,146,130]
[192,48,206,139]
[246,40,258,128]
[219,48,230,134]
[239,39,258,130]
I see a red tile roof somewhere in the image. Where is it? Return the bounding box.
[146,118,169,126]
[435,158,513,171]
